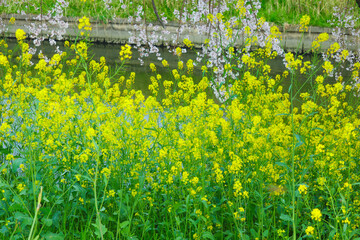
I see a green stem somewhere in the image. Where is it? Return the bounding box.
[28,187,43,240]
[291,69,297,240]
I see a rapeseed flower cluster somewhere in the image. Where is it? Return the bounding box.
[305,226,315,235]
[183,38,194,48]
[311,32,329,51]
[119,44,132,61]
[298,184,308,195]
[78,16,92,36]
[15,29,26,41]
[299,15,310,32]
[311,208,322,222]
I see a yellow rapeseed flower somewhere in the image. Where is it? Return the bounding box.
[86,127,96,140]
[318,32,329,42]
[162,59,169,67]
[340,49,349,61]
[327,42,340,55]
[0,54,10,67]
[149,63,156,72]
[312,33,329,51]
[342,217,350,225]
[108,189,115,197]
[101,167,111,178]
[305,226,315,235]
[119,44,132,61]
[78,16,92,36]
[244,26,251,35]
[9,17,15,24]
[216,13,223,21]
[207,14,214,23]
[298,184,308,195]
[17,183,25,192]
[15,29,26,42]
[299,15,310,32]
[277,229,285,237]
[317,177,326,186]
[75,175,81,182]
[311,208,322,222]
[323,61,334,74]
[183,38,193,48]
[175,47,182,57]
[186,59,194,74]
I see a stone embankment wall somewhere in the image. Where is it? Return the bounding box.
[1,14,360,52]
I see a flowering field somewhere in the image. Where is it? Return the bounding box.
[1,0,360,240]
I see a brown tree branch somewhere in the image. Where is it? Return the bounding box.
[152,0,166,29]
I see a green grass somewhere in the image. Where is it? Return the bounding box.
[1,0,360,27]
[259,0,360,27]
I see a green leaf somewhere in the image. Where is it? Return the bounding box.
[55,198,64,205]
[224,230,234,239]
[288,83,292,92]
[92,138,100,153]
[241,234,250,240]
[14,212,33,226]
[276,113,290,117]
[172,202,184,213]
[350,228,360,238]
[280,214,293,222]
[329,229,336,238]
[0,146,11,155]
[42,218,53,227]
[250,228,258,238]
[175,216,181,226]
[92,221,108,238]
[275,162,290,172]
[311,127,324,132]
[119,220,130,229]
[42,195,50,203]
[52,211,62,228]
[188,218,197,228]
[144,127,158,132]
[12,158,26,173]
[202,231,215,240]
[42,232,65,240]
[92,216,108,238]
[294,133,304,148]
[0,225,8,234]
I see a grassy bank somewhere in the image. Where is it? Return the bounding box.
[1,0,360,27]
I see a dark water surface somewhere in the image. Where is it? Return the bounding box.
[4,38,354,107]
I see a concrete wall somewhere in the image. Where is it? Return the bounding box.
[1,14,360,52]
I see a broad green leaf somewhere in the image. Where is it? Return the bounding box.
[42,232,65,240]
[280,214,293,222]
[202,231,215,240]
[42,218,53,227]
[120,220,130,229]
